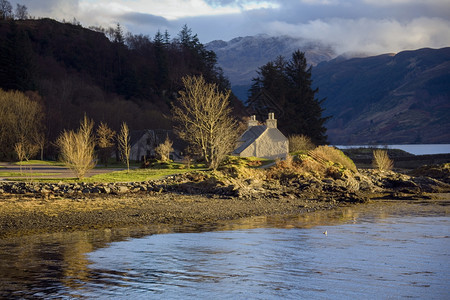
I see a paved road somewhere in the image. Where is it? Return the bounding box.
[0,162,125,180]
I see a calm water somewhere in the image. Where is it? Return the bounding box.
[0,200,449,299]
[335,144,450,155]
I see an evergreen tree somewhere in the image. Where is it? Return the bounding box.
[113,23,124,44]
[249,50,329,144]
[154,30,169,92]
[0,20,36,91]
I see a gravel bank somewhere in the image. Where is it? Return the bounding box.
[0,192,344,238]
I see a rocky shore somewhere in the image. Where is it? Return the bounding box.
[0,163,449,237]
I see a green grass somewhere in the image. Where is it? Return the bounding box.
[14,160,65,166]
[8,167,205,183]
[85,168,197,183]
[221,156,274,168]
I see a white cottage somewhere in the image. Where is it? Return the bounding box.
[233,113,288,159]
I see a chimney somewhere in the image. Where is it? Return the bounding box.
[248,115,258,127]
[266,112,277,128]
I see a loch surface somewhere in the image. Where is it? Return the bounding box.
[0,199,448,299]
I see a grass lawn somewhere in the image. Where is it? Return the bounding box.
[8,166,205,183]
[84,168,198,183]
[14,160,66,166]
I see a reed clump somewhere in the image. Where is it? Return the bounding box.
[372,149,394,171]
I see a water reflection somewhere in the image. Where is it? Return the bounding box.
[0,200,448,299]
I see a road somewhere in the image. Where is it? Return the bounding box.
[0,162,124,180]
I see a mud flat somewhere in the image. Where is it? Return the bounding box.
[0,192,347,238]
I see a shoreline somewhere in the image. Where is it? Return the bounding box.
[1,190,448,238]
[0,191,348,238]
[1,162,449,238]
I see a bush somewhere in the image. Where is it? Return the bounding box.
[155,137,173,162]
[57,116,96,179]
[288,134,315,153]
[372,149,393,171]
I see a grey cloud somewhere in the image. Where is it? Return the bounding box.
[9,0,80,19]
[7,0,450,55]
[121,12,169,26]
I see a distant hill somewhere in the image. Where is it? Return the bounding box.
[312,47,450,144]
[206,34,336,87]
[208,36,450,144]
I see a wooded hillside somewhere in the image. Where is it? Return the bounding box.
[0,18,242,158]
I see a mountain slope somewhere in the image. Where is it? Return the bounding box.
[206,34,335,86]
[312,47,450,144]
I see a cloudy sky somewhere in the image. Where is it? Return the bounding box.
[9,0,450,55]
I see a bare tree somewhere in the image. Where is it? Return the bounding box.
[117,122,130,172]
[14,141,37,176]
[57,115,96,179]
[14,141,38,162]
[0,89,44,160]
[155,136,173,162]
[15,3,27,19]
[0,0,12,20]
[172,75,238,169]
[34,131,46,161]
[96,121,116,167]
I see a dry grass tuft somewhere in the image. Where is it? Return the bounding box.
[288,134,315,153]
[372,149,393,171]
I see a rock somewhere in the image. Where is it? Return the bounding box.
[101,186,111,194]
[114,185,129,194]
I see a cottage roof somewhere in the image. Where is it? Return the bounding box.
[234,125,266,154]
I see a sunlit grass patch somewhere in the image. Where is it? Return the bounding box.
[14,160,65,166]
[84,168,196,183]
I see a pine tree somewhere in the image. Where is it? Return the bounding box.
[249,50,329,144]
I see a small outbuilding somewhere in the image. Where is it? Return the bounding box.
[129,129,183,161]
[233,113,289,159]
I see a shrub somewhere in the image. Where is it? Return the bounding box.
[288,134,315,153]
[96,122,116,167]
[372,149,393,171]
[57,116,96,179]
[155,137,174,162]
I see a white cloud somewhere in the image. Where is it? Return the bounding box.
[78,0,249,21]
[266,17,450,54]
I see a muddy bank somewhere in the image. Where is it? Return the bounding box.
[0,192,344,238]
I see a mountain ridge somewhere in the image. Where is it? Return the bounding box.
[312,47,450,144]
[206,34,336,86]
[207,34,450,144]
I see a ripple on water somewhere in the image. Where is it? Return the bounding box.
[0,200,449,299]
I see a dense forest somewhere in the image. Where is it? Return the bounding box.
[0,17,243,158]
